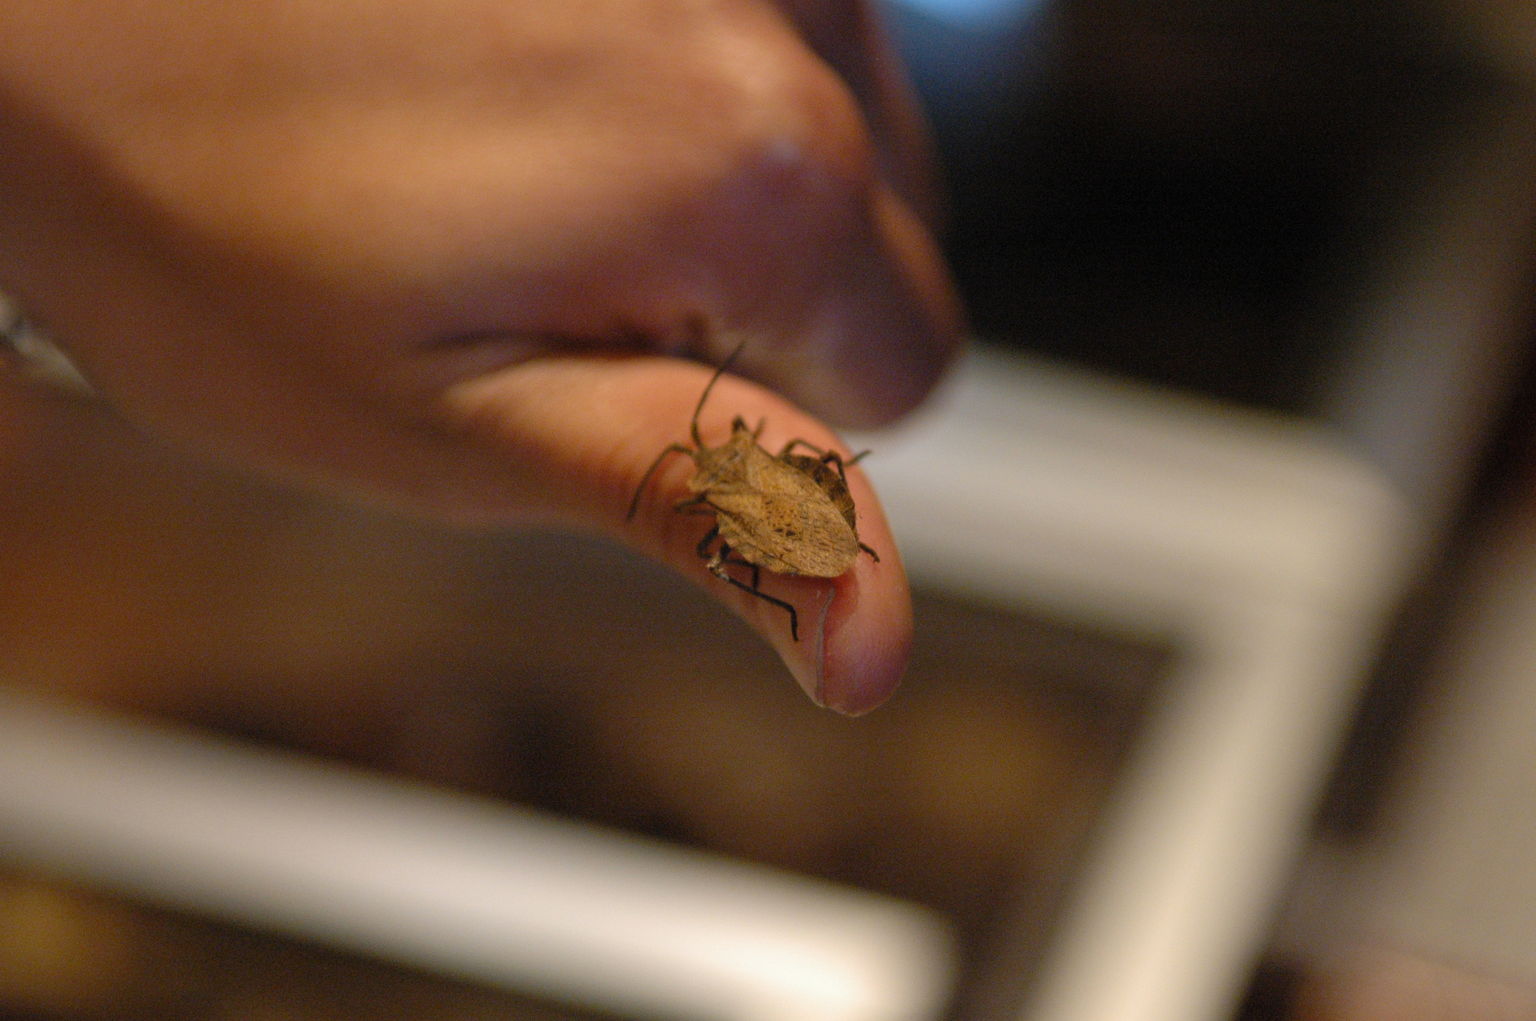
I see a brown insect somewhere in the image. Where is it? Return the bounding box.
[626,348,878,640]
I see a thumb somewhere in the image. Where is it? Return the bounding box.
[442,354,911,715]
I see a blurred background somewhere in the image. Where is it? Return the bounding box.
[5,2,1536,1019]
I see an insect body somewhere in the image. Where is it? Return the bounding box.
[626,350,878,640]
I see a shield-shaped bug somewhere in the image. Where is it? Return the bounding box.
[626,347,878,640]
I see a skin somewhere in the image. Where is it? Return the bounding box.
[0,0,961,714]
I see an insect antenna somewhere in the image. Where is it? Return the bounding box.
[626,343,749,522]
[688,341,747,447]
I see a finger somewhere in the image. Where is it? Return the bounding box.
[759,182,962,428]
[441,354,912,715]
[677,14,964,428]
[682,13,964,428]
[770,0,946,225]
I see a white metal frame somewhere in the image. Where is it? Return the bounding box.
[0,342,1418,1021]
[855,346,1416,1020]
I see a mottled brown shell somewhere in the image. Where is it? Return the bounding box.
[779,453,860,535]
[690,426,860,578]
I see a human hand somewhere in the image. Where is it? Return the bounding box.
[0,0,961,713]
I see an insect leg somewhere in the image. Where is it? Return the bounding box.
[718,553,764,597]
[627,443,694,520]
[674,494,715,514]
[705,542,800,641]
[777,438,825,460]
[817,449,871,482]
[778,440,871,476]
[695,524,721,560]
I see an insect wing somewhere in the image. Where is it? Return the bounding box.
[710,449,858,577]
[780,453,860,534]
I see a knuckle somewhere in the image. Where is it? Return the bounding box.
[740,68,876,205]
[687,20,880,227]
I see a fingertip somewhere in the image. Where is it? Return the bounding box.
[816,531,913,716]
[617,362,913,714]
[753,561,911,716]
[760,479,910,716]
[443,353,913,712]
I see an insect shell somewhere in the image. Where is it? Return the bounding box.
[626,349,878,641]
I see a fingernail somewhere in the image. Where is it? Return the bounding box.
[815,571,907,717]
[785,586,834,709]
